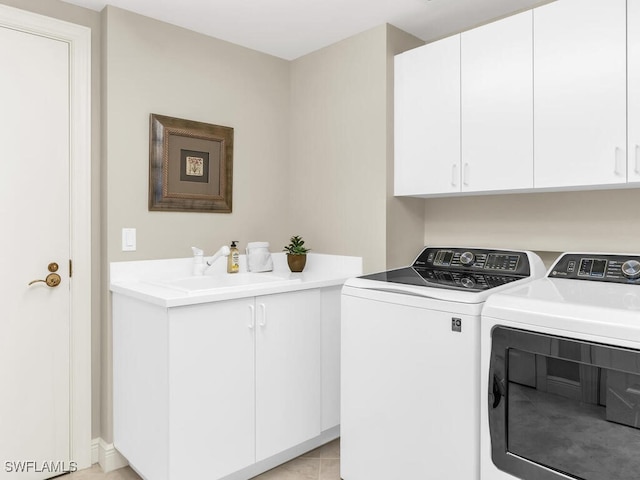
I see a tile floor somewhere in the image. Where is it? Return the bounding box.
[252,438,340,480]
[65,438,340,480]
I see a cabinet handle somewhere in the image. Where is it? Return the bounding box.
[463,163,469,186]
[451,164,458,187]
[635,145,640,175]
[259,303,267,327]
[248,305,255,329]
[614,147,624,176]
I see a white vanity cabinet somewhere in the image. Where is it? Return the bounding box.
[533,0,627,188]
[629,0,640,183]
[394,34,460,196]
[172,290,322,473]
[460,10,533,193]
[113,287,337,480]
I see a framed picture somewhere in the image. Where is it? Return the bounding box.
[149,114,233,212]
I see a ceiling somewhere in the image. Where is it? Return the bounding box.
[61,0,550,60]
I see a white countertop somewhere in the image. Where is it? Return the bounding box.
[110,252,363,308]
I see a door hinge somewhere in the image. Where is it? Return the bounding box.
[69,259,73,278]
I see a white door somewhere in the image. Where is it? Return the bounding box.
[394,35,461,196]
[255,290,322,461]
[0,25,71,479]
[461,10,533,192]
[534,0,627,188]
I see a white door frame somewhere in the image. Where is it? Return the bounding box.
[0,4,92,470]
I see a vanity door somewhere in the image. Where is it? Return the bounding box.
[170,298,256,479]
[255,290,322,461]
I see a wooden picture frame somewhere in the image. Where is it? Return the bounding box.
[149,114,233,212]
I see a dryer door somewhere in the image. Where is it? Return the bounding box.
[488,326,640,480]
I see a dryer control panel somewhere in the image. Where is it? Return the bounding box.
[549,253,640,284]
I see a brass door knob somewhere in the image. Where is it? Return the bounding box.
[28,273,61,287]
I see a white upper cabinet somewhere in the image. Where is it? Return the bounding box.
[395,0,633,197]
[394,35,460,196]
[534,0,627,188]
[461,11,533,192]
[629,0,640,182]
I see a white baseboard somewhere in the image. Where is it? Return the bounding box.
[91,437,129,473]
[91,438,99,464]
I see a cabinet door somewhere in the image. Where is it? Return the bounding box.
[534,0,626,188]
[629,0,640,182]
[461,11,533,192]
[255,289,322,461]
[169,299,256,479]
[394,35,461,196]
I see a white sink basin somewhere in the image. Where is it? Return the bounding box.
[145,272,300,294]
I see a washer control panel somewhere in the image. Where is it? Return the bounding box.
[549,253,640,284]
[359,247,535,292]
[413,247,531,276]
[407,247,532,291]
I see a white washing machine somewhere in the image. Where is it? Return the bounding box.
[481,252,640,480]
[341,247,545,480]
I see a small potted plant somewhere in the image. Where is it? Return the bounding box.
[283,235,310,272]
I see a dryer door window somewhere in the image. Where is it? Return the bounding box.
[488,326,640,480]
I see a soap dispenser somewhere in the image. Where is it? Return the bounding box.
[192,246,205,276]
[227,241,240,273]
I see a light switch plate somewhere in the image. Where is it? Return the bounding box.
[122,228,136,252]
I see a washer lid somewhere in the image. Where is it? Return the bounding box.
[359,266,525,293]
[344,272,540,304]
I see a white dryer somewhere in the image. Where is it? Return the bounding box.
[481,252,640,480]
[341,247,545,480]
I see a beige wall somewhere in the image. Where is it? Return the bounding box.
[424,188,640,254]
[386,26,426,269]
[289,25,389,273]
[290,24,425,273]
[102,6,291,441]
[0,0,103,439]
[104,7,292,263]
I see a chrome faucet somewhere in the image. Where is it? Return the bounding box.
[192,245,231,275]
[206,245,231,268]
